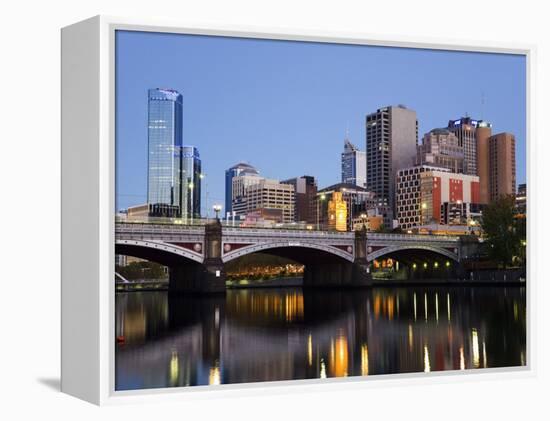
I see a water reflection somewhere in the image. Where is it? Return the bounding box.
[115,286,526,390]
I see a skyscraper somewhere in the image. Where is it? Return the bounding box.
[341,138,366,188]
[447,116,486,176]
[488,132,516,202]
[366,105,418,214]
[474,121,493,204]
[224,162,260,214]
[147,88,183,215]
[182,146,202,220]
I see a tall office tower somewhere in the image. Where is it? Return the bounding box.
[281,176,317,223]
[447,116,487,176]
[488,132,516,202]
[474,121,493,204]
[341,138,366,188]
[182,146,202,219]
[366,105,418,213]
[147,88,183,215]
[417,128,465,173]
[225,162,260,214]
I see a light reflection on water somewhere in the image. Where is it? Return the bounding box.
[115,286,526,390]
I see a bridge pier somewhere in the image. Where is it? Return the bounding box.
[169,220,226,294]
[303,227,372,288]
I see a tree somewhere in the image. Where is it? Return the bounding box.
[480,195,525,268]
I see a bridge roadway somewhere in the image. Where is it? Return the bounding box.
[115,221,473,293]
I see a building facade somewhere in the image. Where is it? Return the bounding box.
[181,146,202,220]
[341,139,366,188]
[281,176,317,223]
[232,178,295,223]
[474,121,493,204]
[366,105,418,214]
[447,116,488,176]
[417,128,464,173]
[488,132,516,202]
[315,183,386,231]
[396,165,480,229]
[147,88,183,215]
[327,191,348,232]
[224,162,260,214]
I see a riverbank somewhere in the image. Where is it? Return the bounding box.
[226,276,302,289]
[115,279,168,292]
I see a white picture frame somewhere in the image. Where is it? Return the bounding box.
[61,15,535,405]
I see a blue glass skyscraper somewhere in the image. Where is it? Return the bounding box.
[147,88,183,215]
[182,146,202,220]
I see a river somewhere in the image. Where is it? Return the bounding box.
[115,285,526,390]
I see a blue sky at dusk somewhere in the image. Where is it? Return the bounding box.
[115,30,526,213]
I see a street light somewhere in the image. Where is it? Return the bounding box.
[317,193,326,231]
[188,182,195,224]
[199,173,208,219]
[213,204,222,220]
[360,213,367,230]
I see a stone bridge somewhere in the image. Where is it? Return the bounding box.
[115,221,471,293]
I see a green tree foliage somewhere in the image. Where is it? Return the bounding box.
[481,195,526,268]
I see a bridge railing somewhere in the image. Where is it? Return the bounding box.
[116,214,330,232]
[368,232,461,242]
[115,215,465,241]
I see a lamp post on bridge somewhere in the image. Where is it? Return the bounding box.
[317,193,326,231]
[213,204,222,221]
[360,213,367,231]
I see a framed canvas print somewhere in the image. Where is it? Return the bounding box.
[61,16,532,405]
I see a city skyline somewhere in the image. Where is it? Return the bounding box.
[115,30,526,213]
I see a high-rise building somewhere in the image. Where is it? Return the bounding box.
[488,132,516,202]
[447,116,488,176]
[147,88,183,215]
[281,176,317,223]
[182,146,201,219]
[341,138,366,188]
[474,121,493,204]
[366,105,418,213]
[417,128,464,173]
[225,162,260,214]
[396,165,479,229]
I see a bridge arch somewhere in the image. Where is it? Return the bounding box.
[115,239,204,266]
[222,241,354,264]
[367,244,459,263]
